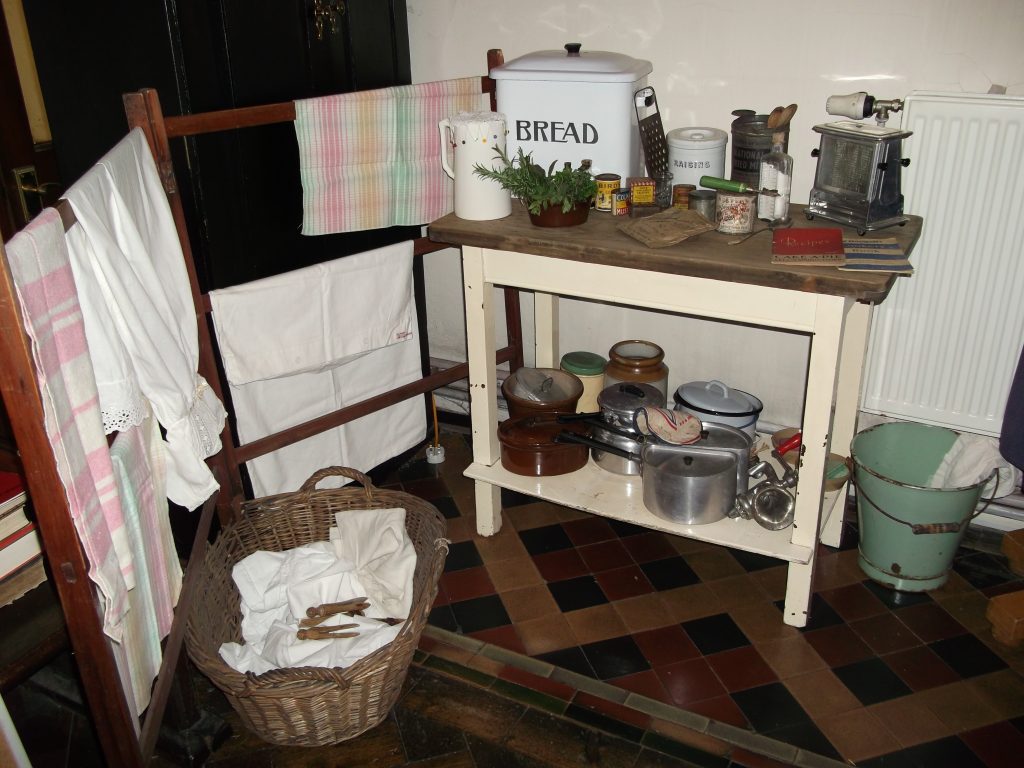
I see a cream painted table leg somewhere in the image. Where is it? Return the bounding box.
[534,292,559,368]
[819,299,871,548]
[463,246,502,535]
[783,296,847,627]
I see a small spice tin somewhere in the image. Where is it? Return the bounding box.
[627,176,656,206]
[688,189,717,220]
[612,188,631,216]
[672,184,696,208]
[594,173,622,211]
[715,190,756,234]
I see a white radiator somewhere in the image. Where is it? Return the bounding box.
[861,91,1024,437]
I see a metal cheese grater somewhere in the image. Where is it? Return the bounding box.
[634,87,669,177]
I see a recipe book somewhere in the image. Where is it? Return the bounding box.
[839,238,914,275]
[770,228,846,265]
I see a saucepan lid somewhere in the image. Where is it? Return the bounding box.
[598,382,665,418]
[675,379,762,418]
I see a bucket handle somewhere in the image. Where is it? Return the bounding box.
[854,469,1000,535]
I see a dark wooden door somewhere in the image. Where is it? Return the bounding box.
[22,0,413,290]
[0,4,61,241]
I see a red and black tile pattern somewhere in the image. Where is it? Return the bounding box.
[397,431,1024,767]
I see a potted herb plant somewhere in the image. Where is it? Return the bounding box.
[473,146,598,227]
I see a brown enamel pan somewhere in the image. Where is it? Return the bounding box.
[498,415,589,476]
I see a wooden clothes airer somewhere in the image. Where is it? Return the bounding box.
[0,49,521,767]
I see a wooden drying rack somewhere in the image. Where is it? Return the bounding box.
[0,49,520,767]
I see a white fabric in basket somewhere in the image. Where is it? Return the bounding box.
[219,507,415,675]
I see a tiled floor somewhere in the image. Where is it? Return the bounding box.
[400,429,1024,767]
[7,426,1024,767]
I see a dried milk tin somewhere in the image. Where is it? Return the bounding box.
[715,190,756,234]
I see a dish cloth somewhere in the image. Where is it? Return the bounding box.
[294,78,487,234]
[208,242,425,496]
[4,208,130,636]
[634,406,702,445]
[929,432,1021,498]
[108,414,182,715]
[219,507,415,675]
[64,127,226,511]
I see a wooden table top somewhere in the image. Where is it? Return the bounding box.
[429,202,923,303]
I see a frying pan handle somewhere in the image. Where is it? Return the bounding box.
[556,411,602,422]
[556,413,642,441]
[554,430,641,462]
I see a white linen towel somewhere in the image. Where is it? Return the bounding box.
[208,241,425,496]
[929,432,1021,498]
[64,127,226,510]
[218,507,415,675]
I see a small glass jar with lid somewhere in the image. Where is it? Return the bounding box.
[560,351,607,413]
[603,340,669,400]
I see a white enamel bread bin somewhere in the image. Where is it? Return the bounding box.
[491,43,652,179]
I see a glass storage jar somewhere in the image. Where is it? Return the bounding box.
[603,340,669,400]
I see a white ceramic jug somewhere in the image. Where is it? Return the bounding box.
[439,111,511,221]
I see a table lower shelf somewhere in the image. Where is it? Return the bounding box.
[465,457,845,565]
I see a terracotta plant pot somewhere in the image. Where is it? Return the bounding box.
[528,201,591,228]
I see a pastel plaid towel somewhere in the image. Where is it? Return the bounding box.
[294,78,488,234]
[109,416,182,714]
[5,208,131,638]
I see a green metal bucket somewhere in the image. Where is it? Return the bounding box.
[851,422,993,592]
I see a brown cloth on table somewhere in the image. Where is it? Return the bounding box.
[616,206,715,248]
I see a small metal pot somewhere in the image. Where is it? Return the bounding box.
[598,382,665,430]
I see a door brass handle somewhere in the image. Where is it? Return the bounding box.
[11,165,61,222]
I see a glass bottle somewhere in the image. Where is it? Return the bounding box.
[757,132,793,222]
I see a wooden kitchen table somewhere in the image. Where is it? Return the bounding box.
[429,202,922,627]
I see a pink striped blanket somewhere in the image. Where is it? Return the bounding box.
[5,208,130,638]
[294,78,487,234]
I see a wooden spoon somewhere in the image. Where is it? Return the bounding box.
[776,103,798,128]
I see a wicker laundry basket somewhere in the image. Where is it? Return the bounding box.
[184,467,448,746]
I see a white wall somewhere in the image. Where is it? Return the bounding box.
[408,0,1024,428]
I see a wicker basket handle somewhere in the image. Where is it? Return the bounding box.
[299,466,376,500]
[237,665,352,697]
